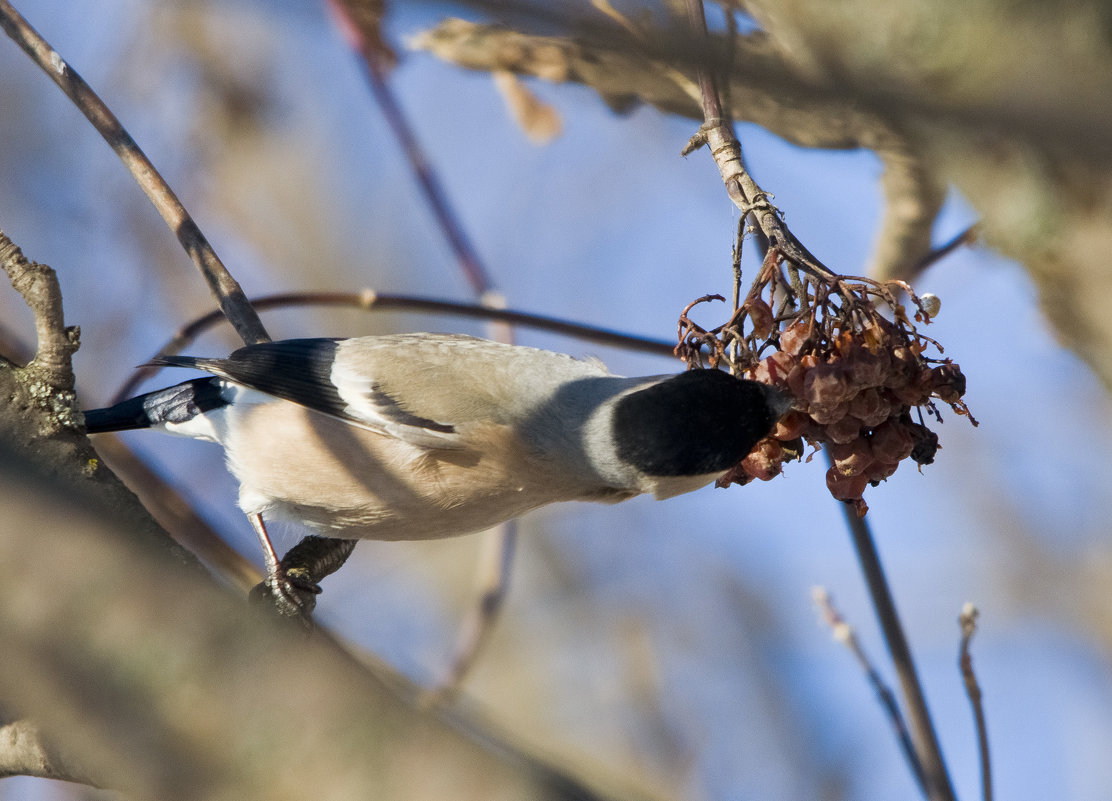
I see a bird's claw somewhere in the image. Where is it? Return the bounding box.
[250,566,322,622]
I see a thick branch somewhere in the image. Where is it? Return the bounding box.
[0,443,630,800]
[0,720,94,784]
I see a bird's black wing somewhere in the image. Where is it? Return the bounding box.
[152,338,349,420]
[152,338,459,444]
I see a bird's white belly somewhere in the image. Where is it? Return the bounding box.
[221,400,594,541]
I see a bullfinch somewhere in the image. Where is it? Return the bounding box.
[84,333,790,599]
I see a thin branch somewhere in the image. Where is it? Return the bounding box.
[680,0,955,793]
[420,525,517,707]
[911,225,979,278]
[91,434,260,593]
[327,0,495,298]
[110,290,676,403]
[327,2,516,690]
[0,1,269,347]
[0,230,76,386]
[959,603,992,801]
[813,587,925,793]
[837,492,957,801]
[679,0,835,282]
[869,146,947,280]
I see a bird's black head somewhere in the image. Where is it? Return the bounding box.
[611,370,790,477]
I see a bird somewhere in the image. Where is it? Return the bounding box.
[83,333,790,608]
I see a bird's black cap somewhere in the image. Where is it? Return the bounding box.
[611,370,789,477]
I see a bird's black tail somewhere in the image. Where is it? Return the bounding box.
[83,378,226,433]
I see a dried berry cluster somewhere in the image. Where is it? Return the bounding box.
[676,253,975,516]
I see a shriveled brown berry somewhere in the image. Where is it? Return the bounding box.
[788,354,820,398]
[826,466,868,501]
[930,363,967,404]
[799,419,828,442]
[740,437,785,481]
[846,346,889,389]
[808,403,848,426]
[805,361,853,407]
[884,347,920,389]
[908,423,940,465]
[890,382,929,407]
[866,460,900,483]
[831,439,873,477]
[746,298,775,339]
[848,388,890,428]
[778,320,810,356]
[716,463,753,488]
[772,410,808,440]
[752,350,795,388]
[869,419,915,463]
[827,413,864,445]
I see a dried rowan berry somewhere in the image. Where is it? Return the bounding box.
[808,403,848,426]
[831,439,873,477]
[848,388,890,428]
[930,363,967,404]
[846,347,889,389]
[778,320,810,356]
[890,382,929,407]
[884,347,919,388]
[746,298,775,339]
[909,424,940,465]
[715,463,753,488]
[869,419,915,463]
[740,438,784,481]
[867,460,900,483]
[772,410,808,440]
[827,414,864,445]
[826,467,868,501]
[805,362,852,407]
[752,350,795,388]
[787,353,819,396]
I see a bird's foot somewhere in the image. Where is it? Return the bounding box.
[249,565,322,624]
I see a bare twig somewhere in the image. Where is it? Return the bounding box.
[110,289,676,403]
[813,587,925,792]
[328,0,514,692]
[0,1,268,347]
[327,0,495,298]
[91,434,260,593]
[959,603,992,801]
[837,491,956,801]
[680,0,835,282]
[870,147,947,280]
[677,0,956,792]
[912,225,979,278]
[0,231,77,387]
[420,525,517,707]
